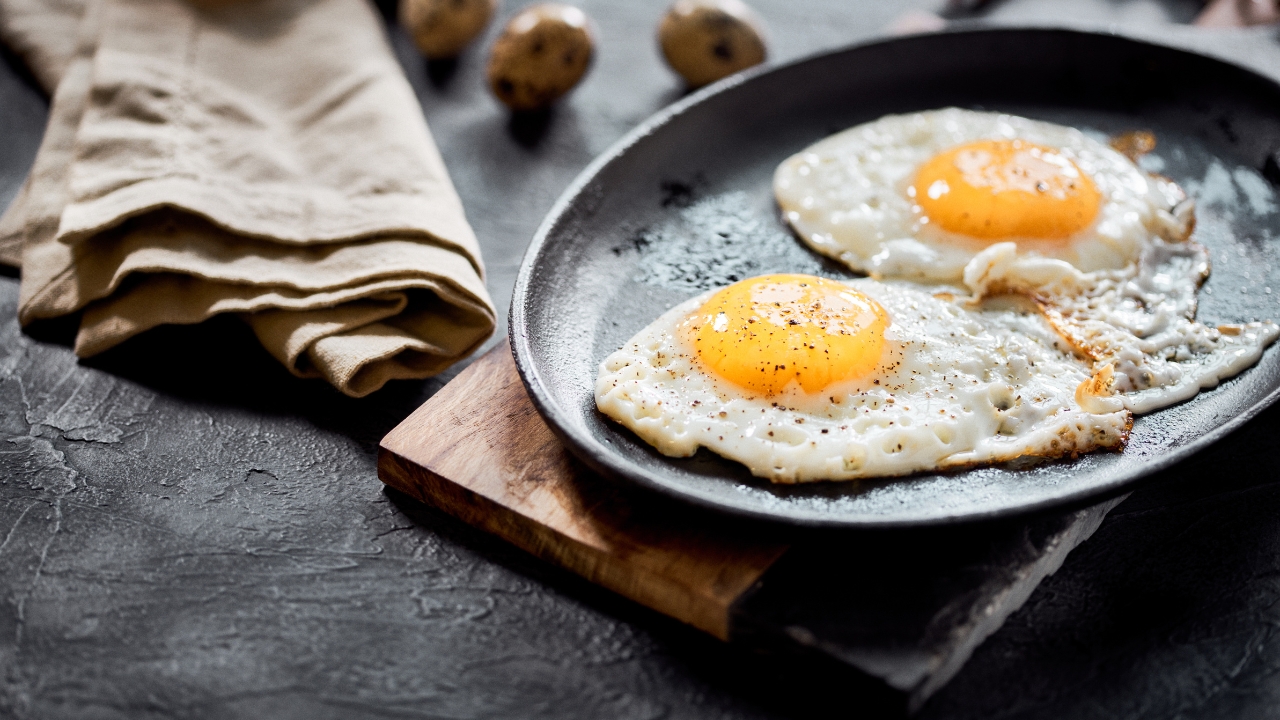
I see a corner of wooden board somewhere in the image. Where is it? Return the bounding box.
[375,340,789,641]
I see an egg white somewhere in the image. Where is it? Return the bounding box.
[595,279,1130,483]
[773,108,1192,282]
[965,240,1280,414]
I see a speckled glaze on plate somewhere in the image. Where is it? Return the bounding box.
[509,27,1280,528]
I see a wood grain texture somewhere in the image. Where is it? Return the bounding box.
[379,341,789,640]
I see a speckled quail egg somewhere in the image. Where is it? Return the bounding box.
[658,0,767,88]
[487,3,594,110]
[400,0,498,59]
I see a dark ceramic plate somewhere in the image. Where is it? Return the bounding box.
[509,28,1280,528]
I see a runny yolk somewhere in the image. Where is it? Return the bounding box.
[912,139,1101,241]
[688,274,887,395]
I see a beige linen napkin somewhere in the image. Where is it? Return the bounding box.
[0,0,496,397]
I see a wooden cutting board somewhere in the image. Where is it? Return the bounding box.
[378,341,1122,713]
[377,339,789,640]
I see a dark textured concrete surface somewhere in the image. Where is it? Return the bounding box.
[2,0,1280,718]
[922,405,1280,720]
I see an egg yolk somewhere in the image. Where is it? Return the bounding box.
[912,139,1101,241]
[689,274,888,395]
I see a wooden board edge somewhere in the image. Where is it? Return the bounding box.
[378,341,514,462]
[377,445,755,641]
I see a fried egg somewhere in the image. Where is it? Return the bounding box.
[595,274,1130,483]
[773,108,1192,282]
[964,240,1280,413]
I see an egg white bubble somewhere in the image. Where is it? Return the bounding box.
[773,108,1192,282]
[595,279,1130,484]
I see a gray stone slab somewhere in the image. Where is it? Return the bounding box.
[734,498,1123,713]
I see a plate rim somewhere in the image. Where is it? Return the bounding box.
[508,25,1280,528]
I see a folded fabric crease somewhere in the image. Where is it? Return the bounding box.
[0,0,496,397]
